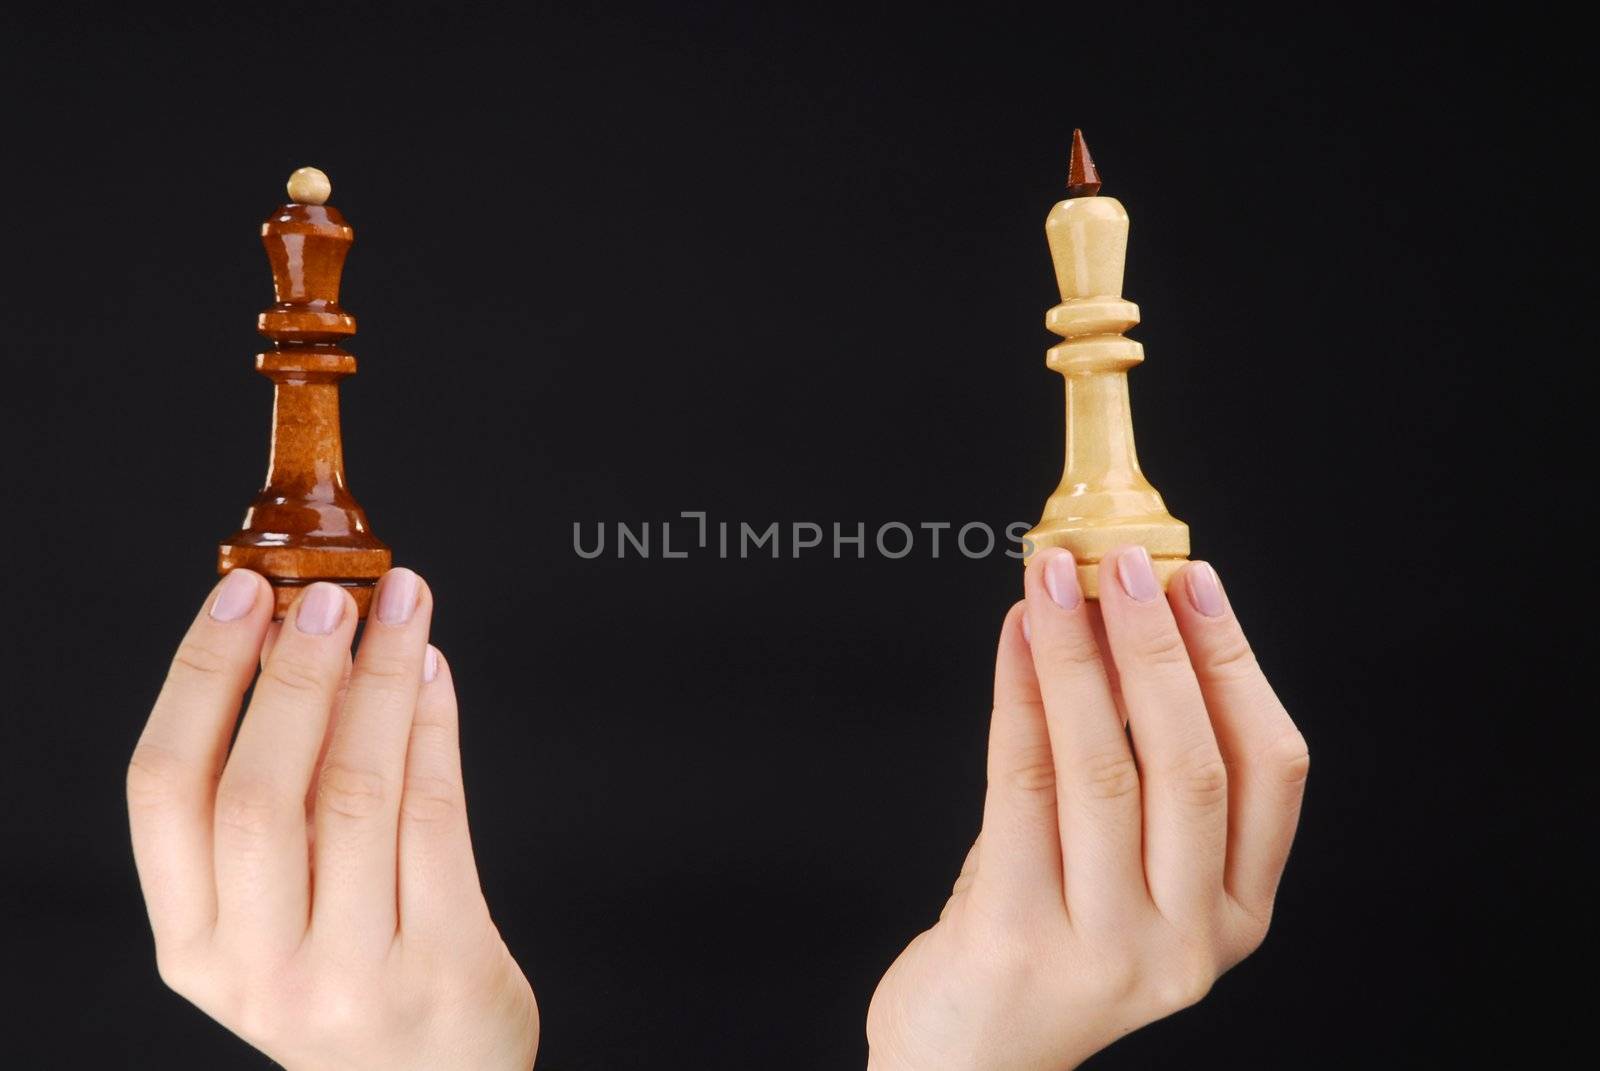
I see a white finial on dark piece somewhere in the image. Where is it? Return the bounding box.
[286,166,332,205]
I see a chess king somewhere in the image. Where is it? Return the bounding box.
[1025,131,1189,597]
[217,168,391,618]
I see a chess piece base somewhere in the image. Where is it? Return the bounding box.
[218,541,391,619]
[263,578,379,618]
[1023,523,1189,599]
[1071,556,1188,600]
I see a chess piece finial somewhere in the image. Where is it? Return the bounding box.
[1025,134,1188,596]
[1066,129,1101,198]
[217,174,391,617]
[286,166,332,205]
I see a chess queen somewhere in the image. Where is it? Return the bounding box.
[217,168,391,618]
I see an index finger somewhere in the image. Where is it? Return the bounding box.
[127,570,272,947]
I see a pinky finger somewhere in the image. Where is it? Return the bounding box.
[397,647,489,939]
[1170,562,1310,921]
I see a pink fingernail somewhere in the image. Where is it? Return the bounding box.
[209,570,258,623]
[1187,562,1226,618]
[1043,551,1082,610]
[295,583,345,635]
[376,568,420,626]
[1117,546,1160,603]
[424,645,440,683]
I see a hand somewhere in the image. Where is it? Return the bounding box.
[867,547,1308,1070]
[127,569,537,1070]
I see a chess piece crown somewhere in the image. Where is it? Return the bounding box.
[1025,131,1189,596]
[218,168,391,618]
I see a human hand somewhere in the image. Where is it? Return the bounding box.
[867,547,1308,1070]
[127,569,537,1070]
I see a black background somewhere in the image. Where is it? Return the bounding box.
[1,3,1586,1067]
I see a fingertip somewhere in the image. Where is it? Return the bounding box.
[1025,544,1067,579]
[209,569,268,623]
[1101,544,1160,605]
[1025,546,1083,612]
[996,599,1029,645]
[1177,561,1229,619]
[286,581,357,637]
[374,567,432,629]
[1003,598,1027,628]
[413,645,460,731]
[1096,548,1121,599]
[994,602,1042,708]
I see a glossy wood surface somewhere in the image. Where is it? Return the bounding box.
[218,181,390,617]
[1026,136,1189,597]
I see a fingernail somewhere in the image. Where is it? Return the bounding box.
[295,583,345,635]
[1117,546,1160,603]
[376,568,420,626]
[423,645,440,683]
[209,570,258,622]
[1043,551,1083,610]
[1021,615,1032,644]
[1187,562,1227,618]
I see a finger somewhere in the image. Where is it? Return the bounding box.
[398,646,490,938]
[1086,608,1126,724]
[940,836,982,920]
[1098,546,1227,922]
[265,616,353,824]
[1024,550,1146,923]
[312,569,432,952]
[258,622,281,668]
[213,582,356,953]
[953,835,981,895]
[263,621,353,714]
[970,603,1064,914]
[1170,562,1309,921]
[128,570,272,947]
[301,648,354,826]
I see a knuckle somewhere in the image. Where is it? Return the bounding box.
[354,651,420,685]
[303,987,369,1038]
[1076,750,1141,803]
[1129,627,1190,668]
[1145,943,1220,1012]
[1042,629,1104,670]
[400,774,464,824]
[1154,958,1218,1012]
[1263,729,1311,787]
[126,742,190,810]
[214,777,285,839]
[317,762,390,820]
[169,638,232,679]
[1199,633,1259,682]
[261,657,331,697]
[1006,760,1058,798]
[230,966,332,1047]
[1000,741,1059,801]
[1087,950,1142,1005]
[1173,754,1229,810]
[232,987,292,1048]
[408,720,458,751]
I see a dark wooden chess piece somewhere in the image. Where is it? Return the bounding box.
[218,168,390,618]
